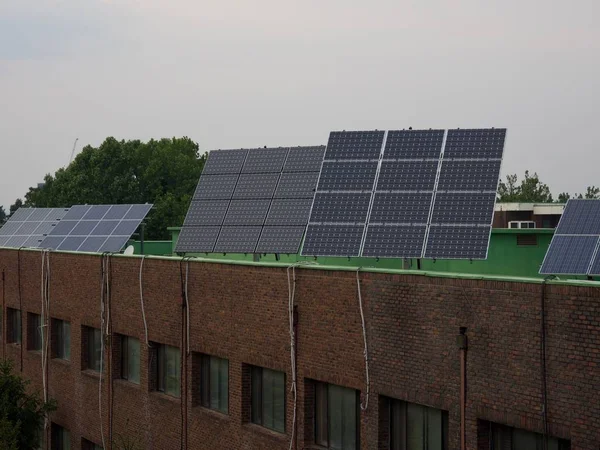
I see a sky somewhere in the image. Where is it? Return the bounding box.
[0,0,598,210]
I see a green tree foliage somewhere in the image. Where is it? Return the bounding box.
[0,360,56,449]
[0,206,6,225]
[555,186,600,202]
[9,199,22,216]
[497,171,553,202]
[21,137,206,239]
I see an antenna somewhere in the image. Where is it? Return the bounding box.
[68,138,79,166]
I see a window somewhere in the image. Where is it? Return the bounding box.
[200,354,229,414]
[7,308,21,344]
[51,424,71,450]
[516,234,537,246]
[251,366,285,433]
[82,438,103,450]
[489,422,570,450]
[315,382,359,450]
[121,335,140,384]
[156,344,180,397]
[388,399,448,450]
[85,327,102,372]
[53,319,71,360]
[29,313,42,351]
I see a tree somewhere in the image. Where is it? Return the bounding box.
[9,199,22,216]
[0,360,56,449]
[18,137,206,239]
[0,206,6,225]
[497,171,553,203]
[555,186,600,203]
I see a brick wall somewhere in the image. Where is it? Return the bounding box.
[0,249,599,450]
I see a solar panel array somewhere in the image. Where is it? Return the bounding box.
[176,146,325,254]
[540,199,600,275]
[39,204,152,252]
[0,208,69,248]
[301,128,506,258]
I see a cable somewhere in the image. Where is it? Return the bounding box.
[139,256,150,347]
[40,250,51,449]
[541,276,555,450]
[356,268,370,411]
[18,248,23,372]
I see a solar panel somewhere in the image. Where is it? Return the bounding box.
[274,172,320,199]
[430,193,497,225]
[193,175,239,200]
[325,131,384,160]
[242,148,288,173]
[0,208,69,248]
[176,226,220,252]
[436,160,502,192]
[223,200,271,226]
[184,201,229,226]
[233,174,280,199]
[384,130,444,159]
[587,249,600,275]
[540,235,599,275]
[214,226,262,253]
[555,200,600,235]
[369,193,433,225]
[39,204,152,253]
[424,226,490,259]
[302,224,364,257]
[362,225,426,257]
[309,193,371,224]
[376,160,439,191]
[265,199,313,226]
[202,149,248,174]
[444,129,506,159]
[317,162,378,191]
[256,226,305,254]
[283,146,326,172]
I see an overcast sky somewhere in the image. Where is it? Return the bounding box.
[0,0,598,210]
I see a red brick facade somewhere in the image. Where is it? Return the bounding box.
[0,248,599,449]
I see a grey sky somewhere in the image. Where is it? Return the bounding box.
[1,0,598,211]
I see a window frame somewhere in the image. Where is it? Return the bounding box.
[388,398,449,450]
[53,319,71,361]
[28,312,43,351]
[51,423,71,450]
[86,327,102,372]
[200,354,229,414]
[250,366,286,433]
[7,308,22,344]
[156,343,181,398]
[314,381,360,450]
[489,422,571,450]
[121,335,140,384]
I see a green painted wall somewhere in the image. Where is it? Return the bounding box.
[166,227,557,279]
[127,240,173,256]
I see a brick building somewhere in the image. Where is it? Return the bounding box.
[0,248,599,449]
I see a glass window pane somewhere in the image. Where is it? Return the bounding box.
[390,400,405,450]
[218,358,229,414]
[157,345,165,392]
[272,371,285,433]
[427,407,442,450]
[341,387,357,450]
[128,337,140,384]
[251,367,262,425]
[262,369,274,430]
[315,383,328,446]
[328,385,344,449]
[513,428,539,450]
[407,403,425,450]
[201,356,210,407]
[210,357,219,409]
[63,322,71,360]
[166,345,180,397]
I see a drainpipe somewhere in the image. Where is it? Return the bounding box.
[2,270,5,361]
[457,327,468,450]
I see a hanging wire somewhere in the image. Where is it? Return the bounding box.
[356,268,370,411]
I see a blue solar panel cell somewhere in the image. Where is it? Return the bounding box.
[283,146,325,172]
[430,193,497,225]
[99,237,129,253]
[265,199,313,226]
[0,236,9,246]
[57,236,87,251]
[325,131,384,160]
[233,174,280,199]
[424,225,491,259]
[202,149,248,174]
[62,205,90,220]
[124,204,152,220]
[444,129,506,159]
[301,224,364,256]
[317,161,378,191]
[310,193,371,224]
[555,200,600,235]
[193,175,239,200]
[369,193,433,225]
[214,226,262,253]
[15,222,41,235]
[175,226,220,253]
[242,148,288,173]
[184,201,230,226]
[362,225,426,257]
[112,221,140,236]
[103,205,131,220]
[540,235,599,275]
[91,221,120,236]
[78,237,108,252]
[51,221,78,235]
[587,249,600,275]
[256,226,305,254]
[39,236,65,250]
[223,200,271,226]
[83,205,111,220]
[8,209,34,221]
[376,160,439,191]
[436,160,502,192]
[383,130,444,159]
[0,207,70,248]
[274,172,320,199]
[71,221,98,236]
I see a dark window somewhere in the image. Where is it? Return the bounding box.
[28,313,42,351]
[251,366,285,433]
[490,422,570,450]
[389,399,448,450]
[51,423,71,450]
[82,438,103,450]
[315,381,359,450]
[156,344,180,397]
[516,234,537,246]
[121,336,141,384]
[7,308,21,344]
[85,327,102,372]
[53,319,71,360]
[200,354,229,414]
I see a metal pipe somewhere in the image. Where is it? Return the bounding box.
[458,327,468,450]
[2,270,5,361]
